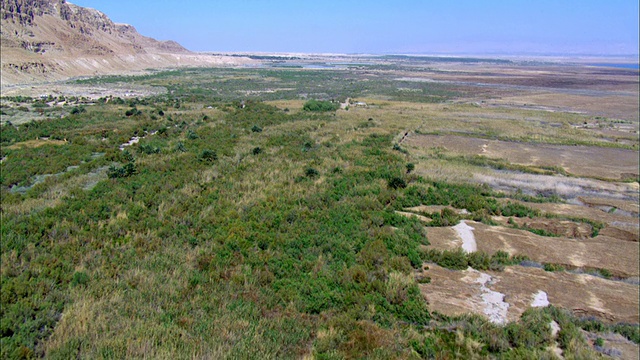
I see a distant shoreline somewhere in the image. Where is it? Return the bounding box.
[199,51,639,63]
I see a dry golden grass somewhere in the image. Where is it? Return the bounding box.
[6,139,68,149]
[265,99,306,113]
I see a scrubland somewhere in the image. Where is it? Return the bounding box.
[1,61,638,359]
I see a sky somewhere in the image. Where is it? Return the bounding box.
[71,0,639,56]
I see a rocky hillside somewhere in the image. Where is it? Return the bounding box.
[0,0,249,85]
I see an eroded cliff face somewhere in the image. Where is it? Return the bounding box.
[1,0,247,86]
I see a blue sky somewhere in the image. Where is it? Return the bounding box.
[71,0,639,55]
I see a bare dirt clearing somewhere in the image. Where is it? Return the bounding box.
[500,200,640,242]
[420,264,639,324]
[405,134,639,180]
[492,216,593,239]
[1,82,167,100]
[580,196,640,216]
[397,62,639,121]
[424,220,639,277]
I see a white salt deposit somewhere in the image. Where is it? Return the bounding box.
[454,221,477,253]
[531,290,550,307]
[119,136,140,150]
[473,268,509,324]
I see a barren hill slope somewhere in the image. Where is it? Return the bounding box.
[0,0,250,86]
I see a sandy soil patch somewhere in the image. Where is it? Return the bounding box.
[588,333,640,360]
[420,264,639,324]
[492,216,593,239]
[473,221,638,277]
[424,227,462,251]
[265,99,306,113]
[579,196,640,216]
[405,134,639,180]
[0,82,167,101]
[488,93,640,122]
[398,62,639,120]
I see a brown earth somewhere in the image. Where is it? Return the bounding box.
[579,196,640,215]
[587,333,640,360]
[420,264,639,324]
[491,216,593,239]
[404,134,639,180]
[475,222,638,277]
[499,199,640,242]
[395,62,639,121]
[424,220,639,277]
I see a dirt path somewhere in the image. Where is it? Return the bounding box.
[453,221,477,253]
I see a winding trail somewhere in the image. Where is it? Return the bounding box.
[473,269,510,324]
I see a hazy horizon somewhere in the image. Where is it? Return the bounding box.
[70,0,640,57]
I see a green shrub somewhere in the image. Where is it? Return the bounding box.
[175,142,186,152]
[122,149,135,162]
[303,99,339,112]
[387,177,407,190]
[71,271,90,287]
[392,143,407,153]
[305,167,319,178]
[138,144,160,154]
[422,249,527,271]
[594,337,604,347]
[199,149,217,162]
[405,163,415,173]
[543,263,565,272]
[501,202,540,218]
[125,108,142,117]
[251,125,263,133]
[429,208,460,227]
[70,106,85,115]
[108,163,136,178]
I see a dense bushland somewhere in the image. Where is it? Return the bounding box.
[1,72,632,359]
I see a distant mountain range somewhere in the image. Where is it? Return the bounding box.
[0,0,251,86]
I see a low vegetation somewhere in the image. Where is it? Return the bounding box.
[1,66,637,359]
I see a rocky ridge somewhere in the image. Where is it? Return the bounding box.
[0,0,250,86]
